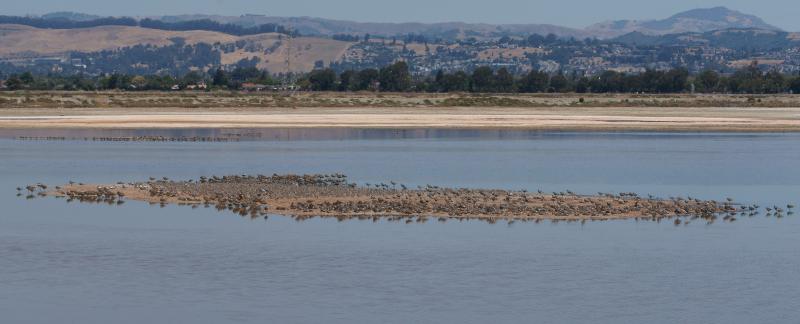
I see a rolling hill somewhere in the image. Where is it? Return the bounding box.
[159,14,589,40]
[3,7,787,44]
[0,24,352,73]
[588,7,781,38]
[0,24,238,58]
[611,28,800,50]
[159,7,784,39]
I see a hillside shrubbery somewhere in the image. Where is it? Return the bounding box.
[0,15,293,36]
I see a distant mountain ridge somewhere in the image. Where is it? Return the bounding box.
[32,7,785,40]
[40,12,102,22]
[157,14,590,40]
[611,28,799,50]
[155,7,783,39]
[588,7,781,38]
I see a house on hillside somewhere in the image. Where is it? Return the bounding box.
[272,84,299,91]
[186,82,208,90]
[0,80,7,90]
[241,82,268,91]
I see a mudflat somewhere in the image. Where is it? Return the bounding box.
[2,106,800,131]
[33,174,743,223]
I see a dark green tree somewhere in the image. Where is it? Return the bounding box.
[433,70,445,91]
[5,75,23,90]
[308,68,337,91]
[696,70,720,92]
[728,61,763,93]
[763,70,786,94]
[549,74,571,92]
[593,71,625,93]
[230,67,263,83]
[518,70,549,93]
[212,68,229,87]
[470,66,494,92]
[378,61,411,92]
[658,68,689,93]
[575,76,591,93]
[338,70,357,91]
[494,68,514,93]
[19,72,35,85]
[356,68,380,91]
[438,71,470,92]
[789,76,800,94]
[181,71,205,86]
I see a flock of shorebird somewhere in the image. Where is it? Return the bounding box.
[17,173,796,226]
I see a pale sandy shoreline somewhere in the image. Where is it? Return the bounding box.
[2,106,800,131]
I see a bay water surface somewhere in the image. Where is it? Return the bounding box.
[1,129,799,323]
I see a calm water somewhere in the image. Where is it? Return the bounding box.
[1,129,799,324]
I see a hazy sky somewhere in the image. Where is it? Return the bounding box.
[5,0,799,30]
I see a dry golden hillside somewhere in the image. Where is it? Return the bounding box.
[221,34,354,73]
[0,24,353,72]
[0,24,240,58]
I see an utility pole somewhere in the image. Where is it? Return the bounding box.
[282,24,296,96]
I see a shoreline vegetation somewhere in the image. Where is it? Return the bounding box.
[2,92,800,131]
[24,174,782,224]
[3,91,800,108]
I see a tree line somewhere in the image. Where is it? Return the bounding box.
[3,61,800,94]
[0,15,138,29]
[138,19,294,36]
[306,61,800,94]
[0,67,275,91]
[0,15,293,36]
